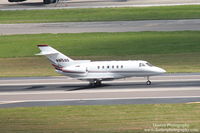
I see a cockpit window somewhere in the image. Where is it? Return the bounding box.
[139,63,145,67]
[146,62,153,67]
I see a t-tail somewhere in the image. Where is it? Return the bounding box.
[36,45,74,70]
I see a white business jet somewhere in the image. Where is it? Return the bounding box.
[36,45,166,86]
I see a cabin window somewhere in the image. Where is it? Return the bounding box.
[116,65,119,69]
[112,65,114,69]
[102,66,104,69]
[139,63,145,67]
[121,65,123,68]
[97,66,100,69]
[107,66,109,69]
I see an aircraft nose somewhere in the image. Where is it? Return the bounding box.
[156,67,166,74]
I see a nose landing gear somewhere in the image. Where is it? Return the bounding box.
[146,76,151,85]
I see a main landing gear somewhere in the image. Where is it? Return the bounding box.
[89,80,102,87]
[43,0,56,4]
[146,76,151,85]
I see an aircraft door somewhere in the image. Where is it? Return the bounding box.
[85,67,89,75]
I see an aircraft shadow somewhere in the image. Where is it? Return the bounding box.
[66,84,111,91]
[24,85,46,90]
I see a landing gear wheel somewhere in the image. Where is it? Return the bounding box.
[146,80,151,85]
[43,0,50,4]
[146,76,151,85]
[89,80,102,87]
[96,80,102,86]
[43,0,56,4]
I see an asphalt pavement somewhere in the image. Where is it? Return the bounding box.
[0,73,200,108]
[1,19,200,35]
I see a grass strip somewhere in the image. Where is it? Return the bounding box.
[0,5,200,23]
[0,31,200,76]
[0,31,200,58]
[0,103,199,133]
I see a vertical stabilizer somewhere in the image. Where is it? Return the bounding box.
[36,45,74,68]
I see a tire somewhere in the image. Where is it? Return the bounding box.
[52,0,57,3]
[43,0,56,4]
[146,80,151,85]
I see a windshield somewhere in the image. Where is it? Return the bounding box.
[146,62,153,67]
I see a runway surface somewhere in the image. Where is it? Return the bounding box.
[0,73,200,108]
[0,0,200,10]
[1,19,200,35]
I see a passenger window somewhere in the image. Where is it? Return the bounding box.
[116,65,119,69]
[112,66,114,69]
[121,65,123,68]
[97,66,100,69]
[102,66,104,69]
[107,66,109,69]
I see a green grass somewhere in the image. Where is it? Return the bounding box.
[1,31,200,58]
[0,31,200,76]
[0,104,199,133]
[0,5,200,23]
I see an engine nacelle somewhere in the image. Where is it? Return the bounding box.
[62,65,87,73]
